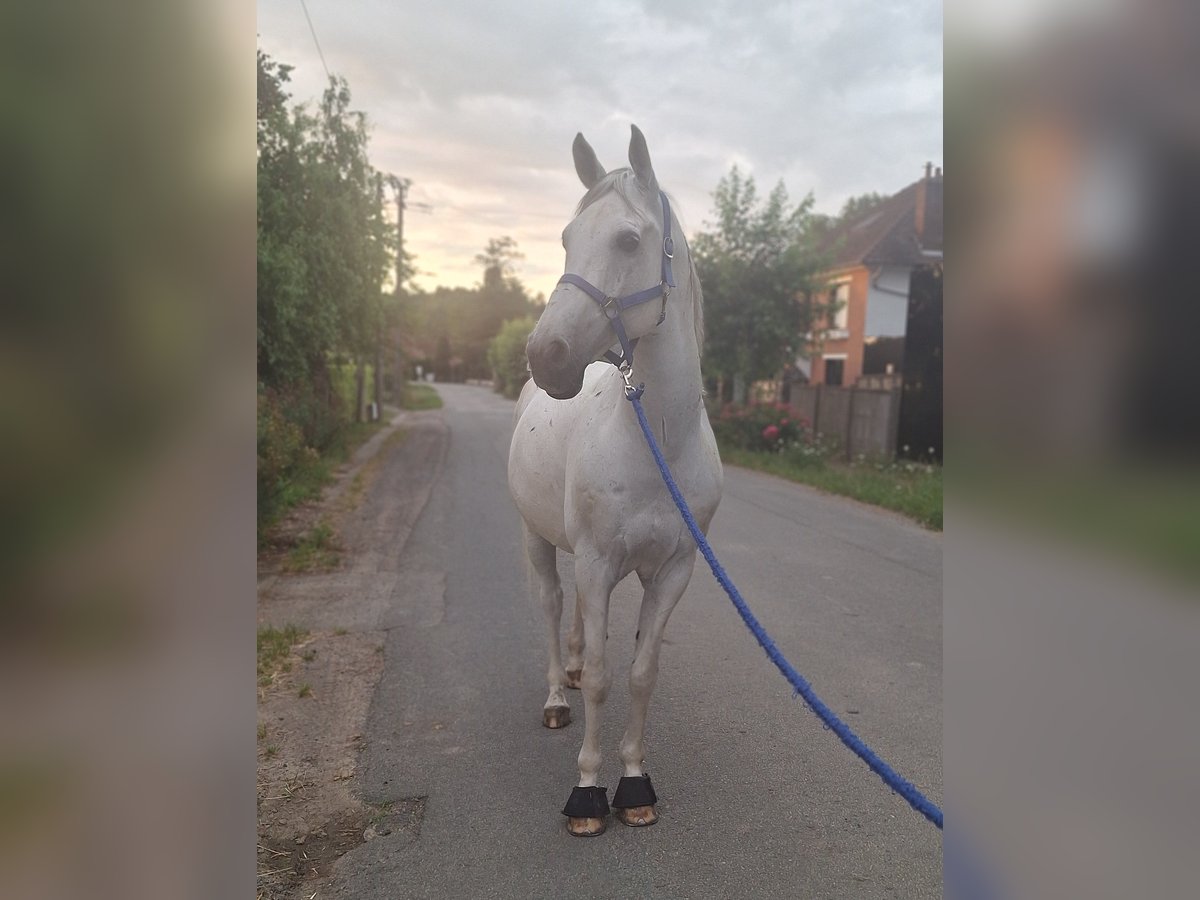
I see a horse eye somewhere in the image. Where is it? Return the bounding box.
[617,231,640,252]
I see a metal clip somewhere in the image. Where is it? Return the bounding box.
[619,363,636,397]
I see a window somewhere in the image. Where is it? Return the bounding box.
[824,357,845,386]
[827,282,850,338]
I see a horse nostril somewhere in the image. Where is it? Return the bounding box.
[545,337,570,369]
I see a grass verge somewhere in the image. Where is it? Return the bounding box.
[284,521,340,573]
[257,624,308,687]
[401,382,443,410]
[956,461,1199,582]
[719,444,943,530]
[259,419,386,544]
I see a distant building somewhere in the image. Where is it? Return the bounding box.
[793,164,944,459]
[803,164,943,388]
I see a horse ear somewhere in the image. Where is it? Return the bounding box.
[573,133,606,190]
[628,124,657,191]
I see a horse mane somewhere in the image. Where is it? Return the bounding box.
[575,169,705,355]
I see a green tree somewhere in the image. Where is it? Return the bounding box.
[692,166,827,403]
[838,191,888,222]
[257,49,399,526]
[258,50,324,392]
[433,334,452,382]
[474,236,524,290]
[399,236,541,383]
[487,315,538,399]
[471,237,536,375]
[809,191,892,242]
[308,78,394,421]
[257,50,396,427]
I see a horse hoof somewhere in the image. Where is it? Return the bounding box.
[565,669,582,690]
[615,805,658,827]
[566,816,606,837]
[542,706,571,729]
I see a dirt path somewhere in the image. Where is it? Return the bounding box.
[256,406,447,900]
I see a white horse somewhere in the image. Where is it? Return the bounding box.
[507,125,723,836]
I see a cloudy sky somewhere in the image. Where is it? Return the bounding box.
[257,0,942,293]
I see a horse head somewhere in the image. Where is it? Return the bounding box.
[527,125,674,400]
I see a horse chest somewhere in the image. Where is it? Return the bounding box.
[566,441,718,558]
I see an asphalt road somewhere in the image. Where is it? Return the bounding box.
[334,382,942,899]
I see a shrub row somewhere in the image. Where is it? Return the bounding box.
[711,402,813,453]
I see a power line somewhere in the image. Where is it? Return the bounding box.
[298,0,331,82]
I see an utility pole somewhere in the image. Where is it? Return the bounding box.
[390,176,431,288]
[387,176,431,395]
[389,175,417,293]
[370,173,390,418]
[359,172,388,422]
[393,177,409,291]
[388,176,411,402]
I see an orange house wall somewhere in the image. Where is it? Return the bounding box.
[812,267,869,385]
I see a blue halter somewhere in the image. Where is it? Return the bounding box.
[556,190,677,373]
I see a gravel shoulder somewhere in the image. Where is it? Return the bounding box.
[256,407,447,900]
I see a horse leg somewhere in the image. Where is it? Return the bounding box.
[564,556,616,836]
[526,527,571,729]
[614,550,695,827]
[565,591,584,689]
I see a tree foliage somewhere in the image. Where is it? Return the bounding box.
[474,236,524,290]
[692,167,827,396]
[256,50,395,425]
[810,191,892,240]
[838,191,889,222]
[487,315,538,399]
[257,50,398,527]
[403,237,540,382]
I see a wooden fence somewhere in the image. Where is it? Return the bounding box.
[787,384,901,460]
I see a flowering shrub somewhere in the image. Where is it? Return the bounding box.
[712,402,811,452]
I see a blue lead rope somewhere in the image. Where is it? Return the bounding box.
[627,390,943,830]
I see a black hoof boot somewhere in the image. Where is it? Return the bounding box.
[612,773,658,827]
[562,785,609,836]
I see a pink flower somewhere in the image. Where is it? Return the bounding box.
[762,424,780,442]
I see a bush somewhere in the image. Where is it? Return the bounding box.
[487,315,537,399]
[284,380,344,454]
[257,391,315,522]
[711,402,811,453]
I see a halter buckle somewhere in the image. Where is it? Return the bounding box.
[663,236,675,259]
[602,297,621,319]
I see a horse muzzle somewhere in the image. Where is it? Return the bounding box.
[526,332,585,400]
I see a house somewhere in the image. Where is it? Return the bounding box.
[803,164,943,387]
